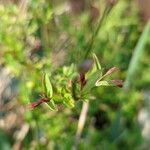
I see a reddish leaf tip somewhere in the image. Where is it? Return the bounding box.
[111,79,123,88]
[105,67,118,76]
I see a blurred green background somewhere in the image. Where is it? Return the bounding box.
[0,0,150,149]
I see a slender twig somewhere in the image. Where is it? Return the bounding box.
[75,101,89,141]
[73,101,89,150]
[84,5,113,59]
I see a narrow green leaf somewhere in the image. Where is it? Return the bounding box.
[43,73,53,98]
[82,70,102,94]
[96,67,117,82]
[63,93,75,108]
[103,67,117,77]
[86,53,102,78]
[95,80,110,86]
[63,98,75,108]
[92,53,101,70]
[96,80,123,87]
[124,20,150,90]
[45,99,57,111]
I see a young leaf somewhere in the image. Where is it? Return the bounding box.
[45,99,58,111]
[104,67,118,76]
[43,73,53,98]
[95,80,110,86]
[97,66,118,82]
[62,92,74,107]
[86,53,102,78]
[92,53,101,70]
[82,69,102,94]
[96,79,123,88]
[63,98,75,108]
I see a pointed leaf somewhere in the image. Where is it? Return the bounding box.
[92,53,101,70]
[95,80,110,86]
[82,70,102,94]
[63,93,75,108]
[43,73,53,98]
[86,53,102,78]
[104,67,118,76]
[63,98,75,108]
[102,67,118,79]
[97,67,118,82]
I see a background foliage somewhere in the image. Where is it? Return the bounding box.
[0,0,150,149]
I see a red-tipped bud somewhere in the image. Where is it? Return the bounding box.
[111,79,123,88]
[79,72,86,89]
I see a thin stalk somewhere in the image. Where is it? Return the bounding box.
[73,101,89,150]
[75,101,89,142]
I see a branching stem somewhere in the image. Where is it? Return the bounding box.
[74,3,115,149]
